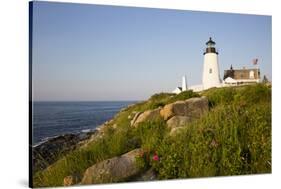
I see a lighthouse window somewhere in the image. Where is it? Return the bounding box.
[209,68,212,74]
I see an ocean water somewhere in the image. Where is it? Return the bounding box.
[32,101,135,145]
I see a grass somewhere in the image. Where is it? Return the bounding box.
[153,102,271,179]
[201,84,271,107]
[33,84,271,187]
[121,90,198,113]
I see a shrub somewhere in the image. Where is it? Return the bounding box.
[202,87,236,107]
[145,93,174,110]
[129,91,199,112]
[149,93,175,101]
[233,84,271,106]
[135,149,159,171]
[135,119,168,151]
[167,90,200,104]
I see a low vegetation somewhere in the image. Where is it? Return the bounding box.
[33,84,271,187]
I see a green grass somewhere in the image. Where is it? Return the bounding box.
[33,84,271,187]
[201,84,271,107]
[153,102,271,179]
[120,90,198,113]
[149,84,272,179]
[135,118,168,152]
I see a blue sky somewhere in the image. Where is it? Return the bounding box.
[32,1,272,101]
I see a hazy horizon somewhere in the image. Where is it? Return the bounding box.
[32,1,272,101]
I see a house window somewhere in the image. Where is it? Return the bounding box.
[209,68,212,74]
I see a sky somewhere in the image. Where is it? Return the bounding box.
[32,1,272,101]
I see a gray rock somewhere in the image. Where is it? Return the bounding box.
[134,168,157,181]
[160,96,208,120]
[130,112,142,126]
[81,148,143,184]
[166,116,192,129]
[132,108,161,127]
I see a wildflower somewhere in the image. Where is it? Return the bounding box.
[152,154,159,161]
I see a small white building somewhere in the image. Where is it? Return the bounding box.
[172,87,183,94]
[172,76,188,94]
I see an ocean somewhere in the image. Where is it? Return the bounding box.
[32,101,135,145]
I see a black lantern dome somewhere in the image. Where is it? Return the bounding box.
[206,37,216,46]
[204,37,218,55]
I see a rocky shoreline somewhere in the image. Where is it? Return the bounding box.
[32,125,108,174]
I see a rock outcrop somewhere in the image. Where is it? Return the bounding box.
[160,96,208,120]
[166,116,192,129]
[130,112,142,126]
[81,148,143,184]
[131,108,161,127]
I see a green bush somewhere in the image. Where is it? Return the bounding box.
[166,90,200,104]
[129,91,199,112]
[135,149,159,171]
[202,87,236,107]
[137,93,174,111]
[202,84,271,108]
[149,93,175,101]
[233,84,271,106]
[135,119,168,151]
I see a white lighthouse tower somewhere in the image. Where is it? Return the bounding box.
[202,37,221,90]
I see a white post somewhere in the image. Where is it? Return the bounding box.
[182,75,187,91]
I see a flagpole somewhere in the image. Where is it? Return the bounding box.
[256,58,260,82]
[252,58,259,82]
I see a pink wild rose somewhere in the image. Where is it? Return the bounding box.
[152,154,159,161]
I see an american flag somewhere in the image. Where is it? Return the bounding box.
[253,58,258,65]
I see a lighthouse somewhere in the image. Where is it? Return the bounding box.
[202,37,221,90]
